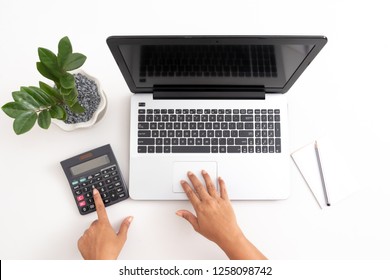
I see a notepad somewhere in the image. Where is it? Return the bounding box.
[291,127,374,209]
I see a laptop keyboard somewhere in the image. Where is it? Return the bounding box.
[137,108,281,154]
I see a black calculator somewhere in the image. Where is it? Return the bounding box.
[60,144,129,215]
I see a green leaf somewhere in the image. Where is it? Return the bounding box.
[60,73,75,89]
[69,101,85,114]
[39,81,63,102]
[58,36,72,67]
[63,53,86,71]
[36,62,59,82]
[13,111,37,135]
[2,102,32,118]
[38,109,51,129]
[49,105,66,120]
[21,86,50,106]
[38,48,61,76]
[30,86,56,105]
[12,90,40,109]
[61,86,73,96]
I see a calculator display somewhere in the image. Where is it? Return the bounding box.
[70,155,110,176]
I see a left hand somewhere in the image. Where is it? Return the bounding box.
[77,188,133,260]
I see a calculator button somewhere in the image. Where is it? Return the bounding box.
[82,187,91,193]
[79,178,87,183]
[111,171,118,176]
[87,175,93,180]
[89,204,95,210]
[97,182,104,187]
[94,172,101,177]
[110,167,116,171]
[114,182,122,187]
[81,206,88,212]
[116,187,124,193]
[118,193,126,199]
[113,176,119,181]
[77,195,84,201]
[109,191,118,201]
[79,201,86,207]
[71,180,78,186]
[87,198,94,204]
[107,184,114,190]
[85,192,92,198]
[106,179,112,184]
[103,198,110,205]
[103,174,110,179]
[102,193,109,199]
[102,169,109,174]
[74,189,82,195]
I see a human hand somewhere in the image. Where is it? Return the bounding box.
[77,188,133,260]
[176,170,266,260]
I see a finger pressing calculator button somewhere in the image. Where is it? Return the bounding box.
[77,195,84,201]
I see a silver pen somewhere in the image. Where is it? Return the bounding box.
[314,141,331,206]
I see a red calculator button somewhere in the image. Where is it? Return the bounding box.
[79,201,86,207]
[77,195,84,201]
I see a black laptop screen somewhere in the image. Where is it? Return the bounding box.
[108,36,327,94]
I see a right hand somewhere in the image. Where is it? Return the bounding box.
[176,170,267,260]
[176,170,243,248]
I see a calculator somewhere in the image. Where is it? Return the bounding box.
[60,144,129,215]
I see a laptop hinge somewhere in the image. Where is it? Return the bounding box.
[152,85,265,100]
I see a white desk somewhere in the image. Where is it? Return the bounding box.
[1,0,390,259]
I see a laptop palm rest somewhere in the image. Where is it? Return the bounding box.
[172,161,218,193]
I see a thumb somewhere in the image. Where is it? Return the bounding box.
[176,210,199,232]
[117,216,133,241]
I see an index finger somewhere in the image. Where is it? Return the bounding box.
[93,188,109,223]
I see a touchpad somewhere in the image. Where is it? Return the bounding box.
[173,161,218,193]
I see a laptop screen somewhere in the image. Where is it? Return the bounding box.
[107,36,327,94]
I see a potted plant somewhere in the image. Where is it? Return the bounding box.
[1,36,106,134]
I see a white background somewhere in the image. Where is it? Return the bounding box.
[0,0,389,259]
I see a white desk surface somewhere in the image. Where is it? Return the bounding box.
[1,0,390,260]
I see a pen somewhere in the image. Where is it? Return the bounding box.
[314,141,331,206]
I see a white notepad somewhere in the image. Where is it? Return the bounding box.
[291,131,366,209]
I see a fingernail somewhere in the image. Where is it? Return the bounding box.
[176,211,183,217]
[187,171,193,175]
[93,188,99,195]
[127,216,133,223]
[180,180,186,184]
[218,176,222,180]
[201,170,207,175]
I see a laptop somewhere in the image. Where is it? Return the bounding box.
[107,35,327,200]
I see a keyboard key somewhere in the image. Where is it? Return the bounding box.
[275,123,281,137]
[228,146,241,153]
[138,146,147,153]
[239,130,254,137]
[172,146,210,153]
[241,115,253,121]
[138,130,151,137]
[138,138,154,145]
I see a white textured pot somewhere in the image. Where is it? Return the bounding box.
[52,70,107,131]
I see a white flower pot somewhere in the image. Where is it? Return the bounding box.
[52,70,107,131]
